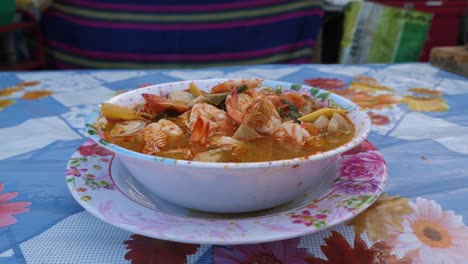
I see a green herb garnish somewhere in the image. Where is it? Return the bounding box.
[237,84,248,94]
[278,99,300,123]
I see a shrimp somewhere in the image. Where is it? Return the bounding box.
[140,119,184,155]
[226,89,281,134]
[189,103,235,145]
[273,122,312,146]
[140,93,189,117]
[224,89,253,124]
[211,79,262,94]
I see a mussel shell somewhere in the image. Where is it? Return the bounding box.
[109,120,147,137]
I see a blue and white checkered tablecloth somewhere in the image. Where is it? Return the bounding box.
[1,63,468,264]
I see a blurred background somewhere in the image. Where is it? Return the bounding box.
[0,0,467,71]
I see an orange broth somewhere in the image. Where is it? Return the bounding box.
[103,81,355,162]
[105,121,354,162]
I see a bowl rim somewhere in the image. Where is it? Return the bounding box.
[85,79,371,169]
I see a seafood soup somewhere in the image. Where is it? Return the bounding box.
[101,79,355,162]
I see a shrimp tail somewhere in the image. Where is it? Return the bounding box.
[225,89,243,124]
[191,116,210,146]
[211,79,262,94]
[142,93,189,114]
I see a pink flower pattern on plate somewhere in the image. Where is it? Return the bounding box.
[334,179,381,195]
[65,166,87,177]
[290,210,327,226]
[339,150,386,180]
[78,140,113,157]
[0,183,31,227]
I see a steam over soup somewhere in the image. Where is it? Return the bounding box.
[101,79,355,162]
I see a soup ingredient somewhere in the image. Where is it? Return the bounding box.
[189,82,204,98]
[298,107,347,122]
[273,122,312,146]
[327,113,354,143]
[313,115,330,130]
[140,119,184,155]
[193,148,225,162]
[109,120,146,137]
[158,148,192,160]
[101,102,143,121]
[226,90,281,134]
[211,79,262,93]
[167,91,194,104]
[244,98,282,134]
[210,136,246,155]
[189,103,235,145]
[141,93,189,116]
[232,124,261,140]
[328,113,352,134]
[102,79,356,162]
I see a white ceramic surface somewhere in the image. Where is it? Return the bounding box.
[85,79,371,213]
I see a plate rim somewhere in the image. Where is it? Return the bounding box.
[66,139,387,245]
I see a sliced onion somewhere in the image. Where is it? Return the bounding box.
[188,95,209,107]
[188,93,230,107]
[327,116,340,134]
[233,124,261,140]
[333,113,352,132]
[167,90,194,104]
[313,115,329,130]
[327,113,352,135]
[109,120,147,137]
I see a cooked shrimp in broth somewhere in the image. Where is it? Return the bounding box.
[102,79,355,162]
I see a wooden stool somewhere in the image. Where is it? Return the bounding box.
[430,45,468,77]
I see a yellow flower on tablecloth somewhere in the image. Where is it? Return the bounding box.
[349,81,393,94]
[401,96,449,112]
[0,86,23,97]
[0,81,39,97]
[331,91,399,110]
[17,81,41,87]
[408,87,443,96]
[387,197,468,263]
[354,75,378,84]
[346,194,413,242]
[0,99,15,111]
[22,90,54,100]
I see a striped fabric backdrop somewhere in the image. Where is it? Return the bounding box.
[40,0,323,69]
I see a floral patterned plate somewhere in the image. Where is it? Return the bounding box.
[66,139,387,245]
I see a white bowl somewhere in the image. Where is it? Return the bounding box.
[86,79,371,213]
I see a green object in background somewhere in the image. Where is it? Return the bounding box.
[0,0,16,25]
[340,1,433,64]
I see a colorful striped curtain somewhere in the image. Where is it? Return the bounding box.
[40,0,323,69]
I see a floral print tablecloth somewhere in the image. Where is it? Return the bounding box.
[1,63,467,264]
